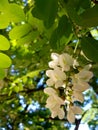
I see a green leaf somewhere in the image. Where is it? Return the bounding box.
[32,0,58,28]
[82,108,98,123]
[0,0,8,8]
[0,35,10,50]
[50,15,72,49]
[17,30,39,44]
[64,1,98,27]
[0,53,12,68]
[64,0,83,25]
[71,0,90,16]
[0,14,10,29]
[9,24,32,39]
[0,2,25,29]
[9,4,25,23]
[0,0,10,29]
[81,37,98,62]
[92,64,98,77]
[80,5,98,27]
[27,9,45,32]
[57,15,72,38]
[0,68,5,79]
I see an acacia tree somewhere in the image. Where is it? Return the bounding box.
[0,0,98,130]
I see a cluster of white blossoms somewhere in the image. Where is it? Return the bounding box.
[44,52,93,123]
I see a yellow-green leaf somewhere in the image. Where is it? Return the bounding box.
[0,53,12,68]
[9,24,32,39]
[0,35,10,50]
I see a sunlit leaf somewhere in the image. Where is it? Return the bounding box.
[9,4,25,23]
[0,53,12,68]
[0,14,10,29]
[0,35,10,50]
[0,2,25,29]
[9,23,32,39]
[17,30,39,44]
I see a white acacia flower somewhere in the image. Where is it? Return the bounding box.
[72,77,90,92]
[76,69,93,82]
[72,90,84,103]
[44,52,93,123]
[44,87,57,96]
[46,67,66,88]
[48,53,59,68]
[73,59,79,68]
[44,87,65,119]
[59,53,74,71]
[67,106,82,123]
[51,107,65,119]
[72,68,93,92]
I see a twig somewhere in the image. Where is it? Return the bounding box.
[74,119,81,130]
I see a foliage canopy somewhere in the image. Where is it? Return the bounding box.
[0,0,98,129]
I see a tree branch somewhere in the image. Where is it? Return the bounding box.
[74,119,81,130]
[0,87,44,101]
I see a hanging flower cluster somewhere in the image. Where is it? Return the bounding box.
[44,53,93,123]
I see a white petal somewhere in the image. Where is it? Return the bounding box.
[44,87,57,95]
[59,53,74,71]
[55,80,64,88]
[73,80,90,92]
[84,64,92,70]
[51,53,59,60]
[46,68,66,83]
[46,100,57,109]
[77,70,93,82]
[72,91,84,103]
[54,67,66,80]
[46,79,54,86]
[46,70,53,77]
[51,110,57,118]
[72,106,82,115]
[67,108,75,123]
[56,96,65,105]
[58,108,65,119]
[49,61,58,68]
[73,59,79,68]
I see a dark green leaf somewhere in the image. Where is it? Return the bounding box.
[32,0,58,28]
[50,15,72,49]
[70,0,90,11]
[64,0,83,25]
[80,5,98,27]
[64,1,98,27]
[92,64,98,77]
[81,37,98,62]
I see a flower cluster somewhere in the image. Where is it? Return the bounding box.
[44,53,93,123]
